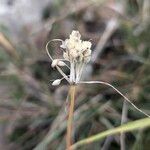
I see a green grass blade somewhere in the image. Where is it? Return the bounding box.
[71,118,150,149]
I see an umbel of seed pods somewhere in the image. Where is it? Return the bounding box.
[47,30,150,118]
[51,30,92,86]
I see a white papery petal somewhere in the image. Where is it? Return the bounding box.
[63,52,69,60]
[60,41,66,49]
[82,41,92,49]
[70,30,81,40]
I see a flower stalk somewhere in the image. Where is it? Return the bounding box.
[66,85,76,150]
[45,30,150,150]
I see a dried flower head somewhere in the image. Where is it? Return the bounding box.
[46,30,92,85]
[46,30,150,126]
[60,31,92,63]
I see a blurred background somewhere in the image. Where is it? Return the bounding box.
[0,0,150,149]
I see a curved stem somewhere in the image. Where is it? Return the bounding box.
[66,85,76,150]
[46,39,70,82]
[46,39,63,61]
[79,81,150,118]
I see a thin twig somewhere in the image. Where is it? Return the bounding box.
[101,136,113,150]
[120,101,128,150]
[82,18,119,79]
[91,18,119,63]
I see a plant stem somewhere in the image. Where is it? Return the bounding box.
[120,101,128,150]
[66,85,76,150]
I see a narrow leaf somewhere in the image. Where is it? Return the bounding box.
[71,118,150,149]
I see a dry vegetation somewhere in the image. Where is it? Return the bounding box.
[0,0,150,150]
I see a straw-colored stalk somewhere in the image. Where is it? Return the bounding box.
[66,85,76,150]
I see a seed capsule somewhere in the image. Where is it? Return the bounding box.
[52,79,61,86]
[51,59,66,67]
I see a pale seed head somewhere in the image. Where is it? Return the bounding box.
[61,30,92,63]
[49,30,92,85]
